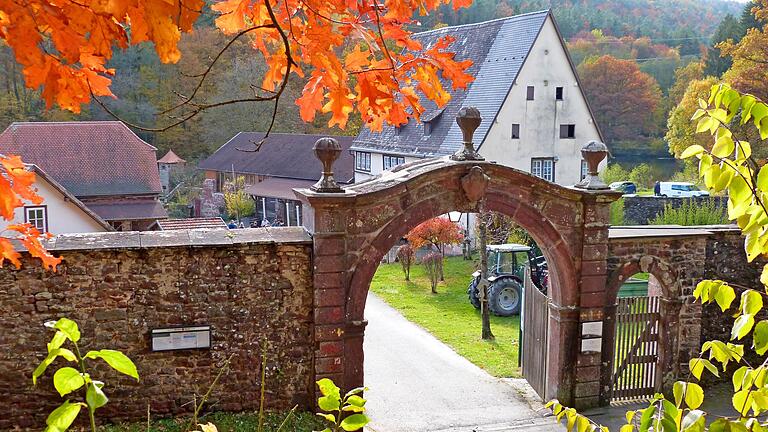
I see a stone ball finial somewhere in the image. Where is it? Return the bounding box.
[451,106,484,161]
[311,137,344,193]
[575,140,609,190]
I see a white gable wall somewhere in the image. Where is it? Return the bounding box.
[0,177,108,235]
[480,15,604,186]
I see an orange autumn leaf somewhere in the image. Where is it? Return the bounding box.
[1,0,473,131]
[0,155,60,271]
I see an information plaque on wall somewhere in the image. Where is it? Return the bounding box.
[150,326,211,351]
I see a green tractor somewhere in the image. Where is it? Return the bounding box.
[467,244,548,316]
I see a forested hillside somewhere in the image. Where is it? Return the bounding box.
[0,0,744,162]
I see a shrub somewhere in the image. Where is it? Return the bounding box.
[628,163,654,189]
[610,198,625,226]
[600,163,630,185]
[396,244,415,281]
[650,198,728,226]
[421,251,442,294]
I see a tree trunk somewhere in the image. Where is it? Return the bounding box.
[479,214,494,340]
[438,244,445,281]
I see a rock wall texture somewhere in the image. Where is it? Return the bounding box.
[622,196,727,225]
[0,228,314,430]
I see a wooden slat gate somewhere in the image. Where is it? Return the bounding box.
[521,267,549,400]
[612,296,661,402]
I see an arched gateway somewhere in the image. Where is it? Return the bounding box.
[295,109,621,409]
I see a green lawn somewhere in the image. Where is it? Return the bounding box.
[102,411,323,432]
[370,256,521,377]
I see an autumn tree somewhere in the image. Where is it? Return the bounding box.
[406,217,464,281]
[719,1,768,103]
[421,252,442,294]
[0,0,475,140]
[396,244,415,281]
[223,176,255,224]
[577,55,662,144]
[666,77,719,158]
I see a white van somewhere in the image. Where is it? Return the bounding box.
[657,182,709,198]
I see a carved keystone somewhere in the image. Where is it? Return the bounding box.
[450,107,485,161]
[461,166,490,204]
[311,137,344,193]
[574,140,609,190]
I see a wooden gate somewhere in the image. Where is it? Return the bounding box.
[612,296,661,402]
[521,267,549,400]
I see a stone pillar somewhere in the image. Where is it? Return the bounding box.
[576,192,618,409]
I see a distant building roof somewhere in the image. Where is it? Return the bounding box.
[155,217,227,230]
[199,133,355,184]
[353,10,601,157]
[85,199,167,221]
[158,149,186,164]
[0,121,163,197]
[245,177,316,200]
[27,164,113,231]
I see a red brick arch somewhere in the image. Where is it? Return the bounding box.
[297,157,619,408]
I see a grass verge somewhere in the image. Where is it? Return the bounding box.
[370,255,521,377]
[101,411,323,432]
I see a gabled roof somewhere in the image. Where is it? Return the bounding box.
[84,198,167,221]
[0,121,163,197]
[158,149,186,164]
[352,10,604,156]
[27,164,113,231]
[199,133,356,184]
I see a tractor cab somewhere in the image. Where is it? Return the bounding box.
[467,243,548,316]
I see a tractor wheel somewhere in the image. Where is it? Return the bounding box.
[467,277,481,309]
[488,278,522,316]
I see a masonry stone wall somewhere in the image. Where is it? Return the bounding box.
[0,228,314,430]
[622,196,727,225]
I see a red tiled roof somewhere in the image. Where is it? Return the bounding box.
[158,149,186,164]
[199,133,355,184]
[0,121,163,197]
[155,218,227,230]
[84,199,168,221]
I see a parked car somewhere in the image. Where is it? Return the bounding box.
[656,182,709,198]
[467,244,548,316]
[609,181,637,194]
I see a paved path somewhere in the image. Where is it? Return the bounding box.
[363,293,561,432]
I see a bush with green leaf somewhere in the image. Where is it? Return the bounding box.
[650,198,728,226]
[315,378,369,432]
[32,317,139,432]
[546,84,768,431]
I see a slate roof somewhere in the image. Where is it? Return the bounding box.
[0,121,163,196]
[353,10,552,157]
[84,199,167,221]
[199,133,356,184]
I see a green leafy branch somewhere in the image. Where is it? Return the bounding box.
[32,318,139,432]
[315,378,370,432]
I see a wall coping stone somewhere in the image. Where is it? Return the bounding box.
[609,224,738,241]
[34,227,312,252]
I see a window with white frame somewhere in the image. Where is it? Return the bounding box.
[581,160,589,180]
[383,155,405,170]
[25,206,47,232]
[531,158,555,182]
[355,151,371,172]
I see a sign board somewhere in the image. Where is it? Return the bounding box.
[150,326,211,352]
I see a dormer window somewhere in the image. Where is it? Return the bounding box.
[424,122,433,136]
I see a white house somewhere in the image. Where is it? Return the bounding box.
[0,165,112,235]
[351,10,606,186]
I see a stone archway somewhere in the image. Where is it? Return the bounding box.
[296,117,619,409]
[604,234,708,403]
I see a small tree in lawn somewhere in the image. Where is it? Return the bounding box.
[421,252,442,294]
[397,244,415,281]
[406,217,464,281]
